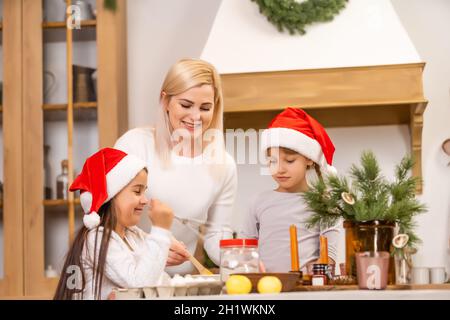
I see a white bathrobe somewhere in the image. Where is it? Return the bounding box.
[79,225,171,300]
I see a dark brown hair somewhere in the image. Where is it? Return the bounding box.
[266,146,299,157]
[53,200,117,300]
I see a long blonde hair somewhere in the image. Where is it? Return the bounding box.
[155,58,225,168]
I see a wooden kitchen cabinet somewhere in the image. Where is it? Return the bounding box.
[0,0,128,298]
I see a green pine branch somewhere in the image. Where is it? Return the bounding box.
[303,151,427,249]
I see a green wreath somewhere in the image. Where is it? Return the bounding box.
[251,0,348,35]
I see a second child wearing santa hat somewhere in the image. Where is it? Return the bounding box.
[54,148,175,300]
[240,108,341,273]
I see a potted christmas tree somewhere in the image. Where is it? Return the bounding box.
[303,151,426,283]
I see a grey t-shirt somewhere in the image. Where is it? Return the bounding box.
[240,190,340,272]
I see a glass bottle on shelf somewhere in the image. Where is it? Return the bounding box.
[45,265,58,278]
[56,159,69,199]
[44,145,53,199]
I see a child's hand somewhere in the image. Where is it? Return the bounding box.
[166,237,190,267]
[149,199,173,230]
[107,291,116,300]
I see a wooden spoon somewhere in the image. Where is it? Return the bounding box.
[170,235,213,275]
[188,255,214,276]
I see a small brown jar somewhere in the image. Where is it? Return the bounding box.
[312,263,328,286]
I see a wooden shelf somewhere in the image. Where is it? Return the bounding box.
[43,102,98,122]
[43,101,97,111]
[42,20,96,29]
[42,20,97,43]
[43,198,81,207]
[43,199,84,215]
[43,27,96,43]
[224,102,423,130]
[222,63,427,113]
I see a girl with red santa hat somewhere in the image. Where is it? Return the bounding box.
[54,148,174,300]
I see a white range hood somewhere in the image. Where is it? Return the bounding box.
[201,0,421,73]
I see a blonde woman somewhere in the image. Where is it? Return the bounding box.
[114,59,237,275]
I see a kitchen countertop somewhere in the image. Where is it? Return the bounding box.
[161,283,450,300]
[165,288,450,300]
[113,283,450,300]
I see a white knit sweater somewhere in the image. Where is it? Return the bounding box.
[114,127,238,275]
[81,226,171,300]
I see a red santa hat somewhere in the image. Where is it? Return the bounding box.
[69,148,147,229]
[260,107,337,176]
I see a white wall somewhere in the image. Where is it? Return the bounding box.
[201,0,420,73]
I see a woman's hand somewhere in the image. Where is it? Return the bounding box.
[149,199,173,230]
[166,237,190,267]
[259,260,266,273]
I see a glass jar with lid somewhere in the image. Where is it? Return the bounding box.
[311,263,329,286]
[219,239,260,282]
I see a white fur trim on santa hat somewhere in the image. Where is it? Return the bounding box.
[83,211,100,230]
[78,154,146,229]
[261,127,336,175]
[78,155,146,214]
[106,154,146,202]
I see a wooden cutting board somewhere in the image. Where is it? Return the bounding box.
[293,283,450,291]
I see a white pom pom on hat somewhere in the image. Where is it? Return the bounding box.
[70,148,146,229]
[325,164,338,176]
[83,211,101,230]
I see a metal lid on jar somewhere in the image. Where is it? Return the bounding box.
[219,238,258,247]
